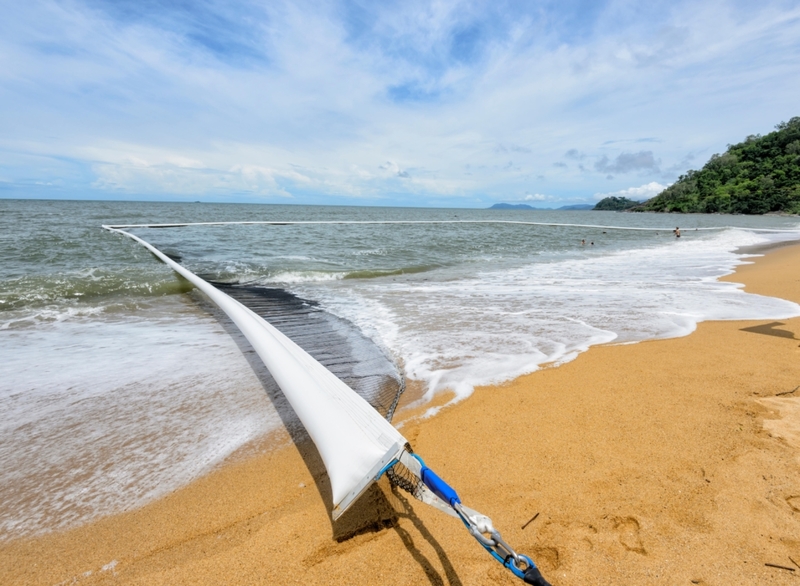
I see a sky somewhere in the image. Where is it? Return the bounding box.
[1,0,799,208]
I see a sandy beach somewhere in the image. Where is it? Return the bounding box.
[2,242,799,586]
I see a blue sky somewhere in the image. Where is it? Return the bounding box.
[1,0,799,207]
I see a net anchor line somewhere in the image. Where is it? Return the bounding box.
[104,219,800,233]
[102,223,551,585]
[381,450,552,586]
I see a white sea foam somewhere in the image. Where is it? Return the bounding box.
[264,270,345,284]
[0,304,107,329]
[0,296,281,539]
[299,228,800,413]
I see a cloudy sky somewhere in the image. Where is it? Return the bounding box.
[1,0,799,207]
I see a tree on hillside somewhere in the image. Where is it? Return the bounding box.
[593,196,641,211]
[636,117,800,214]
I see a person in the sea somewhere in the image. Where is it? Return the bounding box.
[674,227,681,238]
[581,239,585,245]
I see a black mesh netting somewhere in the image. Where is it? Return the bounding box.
[207,282,420,495]
[385,458,422,497]
[208,283,405,422]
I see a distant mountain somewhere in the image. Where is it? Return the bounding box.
[489,203,535,209]
[593,197,641,211]
[557,204,594,210]
[635,117,800,214]
[489,203,593,210]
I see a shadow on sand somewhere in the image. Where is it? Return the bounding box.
[194,291,462,584]
[740,321,797,339]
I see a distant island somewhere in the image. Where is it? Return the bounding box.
[489,203,593,210]
[499,118,799,216]
[558,204,595,210]
[489,203,536,209]
[593,196,641,211]
[635,117,800,214]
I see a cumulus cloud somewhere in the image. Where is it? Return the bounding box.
[379,161,410,178]
[524,193,552,201]
[91,160,299,197]
[593,181,667,201]
[594,151,660,174]
[564,149,586,160]
[0,0,798,203]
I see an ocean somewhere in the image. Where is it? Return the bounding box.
[2,198,800,539]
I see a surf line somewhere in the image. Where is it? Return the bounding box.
[102,224,553,586]
[106,219,798,232]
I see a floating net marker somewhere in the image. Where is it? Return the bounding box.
[104,223,552,585]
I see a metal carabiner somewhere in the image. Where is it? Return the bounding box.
[490,530,523,567]
[406,461,551,585]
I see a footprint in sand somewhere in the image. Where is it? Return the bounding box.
[787,495,800,513]
[612,516,646,554]
[531,546,560,571]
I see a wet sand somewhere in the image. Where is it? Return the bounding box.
[2,244,799,586]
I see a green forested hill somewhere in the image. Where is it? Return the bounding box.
[636,117,800,214]
[594,196,640,210]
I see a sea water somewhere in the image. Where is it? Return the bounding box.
[2,199,800,538]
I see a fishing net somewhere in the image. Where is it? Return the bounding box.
[207,283,405,422]
[385,458,423,497]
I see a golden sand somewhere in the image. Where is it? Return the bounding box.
[2,244,799,586]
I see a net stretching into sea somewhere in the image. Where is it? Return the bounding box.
[103,221,555,584]
[211,282,419,497]
[206,282,405,422]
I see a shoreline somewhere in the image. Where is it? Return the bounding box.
[735,236,800,255]
[2,245,800,585]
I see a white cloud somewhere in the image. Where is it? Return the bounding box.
[593,182,667,201]
[524,193,551,201]
[0,0,799,203]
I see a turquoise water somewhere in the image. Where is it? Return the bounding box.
[2,198,800,538]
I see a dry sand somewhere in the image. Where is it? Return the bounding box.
[2,243,800,586]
